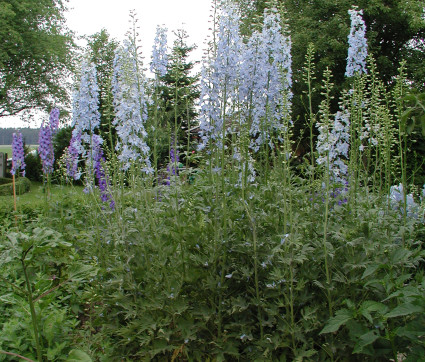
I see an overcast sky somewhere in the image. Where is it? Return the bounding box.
[0,0,213,129]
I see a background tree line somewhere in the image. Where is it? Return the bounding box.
[0,128,40,145]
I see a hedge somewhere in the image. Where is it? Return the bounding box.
[0,177,31,196]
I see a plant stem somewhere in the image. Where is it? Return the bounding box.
[21,255,43,362]
[243,201,263,339]
[13,174,18,227]
[0,350,36,362]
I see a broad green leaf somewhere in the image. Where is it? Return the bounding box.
[403,94,417,102]
[362,264,380,279]
[385,303,423,319]
[66,349,92,362]
[360,301,388,314]
[320,309,353,334]
[359,301,388,323]
[395,319,425,339]
[68,264,97,282]
[384,285,420,301]
[294,348,317,362]
[390,248,411,264]
[353,330,380,354]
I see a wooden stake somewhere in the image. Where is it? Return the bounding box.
[13,174,17,227]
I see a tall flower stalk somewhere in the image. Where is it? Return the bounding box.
[303,43,317,228]
[345,7,368,208]
[11,130,26,225]
[318,67,335,360]
[38,108,60,197]
[150,25,168,183]
[70,59,102,192]
[112,40,152,175]
[11,131,26,178]
[198,3,243,339]
[345,7,367,78]
[393,62,409,245]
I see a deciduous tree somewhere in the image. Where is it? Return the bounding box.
[0,0,74,117]
[235,0,425,139]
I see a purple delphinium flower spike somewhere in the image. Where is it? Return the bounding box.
[165,137,180,186]
[49,108,60,133]
[38,123,55,175]
[345,8,368,77]
[11,131,26,177]
[66,131,82,180]
[169,137,180,174]
[39,108,60,175]
[93,140,114,210]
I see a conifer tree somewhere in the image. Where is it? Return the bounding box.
[86,29,119,152]
[157,29,200,157]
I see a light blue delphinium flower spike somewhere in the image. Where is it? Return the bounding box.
[151,26,168,77]
[346,8,368,77]
[316,109,350,184]
[198,4,242,151]
[112,40,152,174]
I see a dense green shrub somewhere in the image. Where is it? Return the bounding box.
[0,177,31,196]
[24,152,43,182]
[53,126,72,165]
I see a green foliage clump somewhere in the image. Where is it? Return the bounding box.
[64,169,424,361]
[0,177,30,196]
[0,216,97,361]
[24,152,43,182]
[53,126,72,166]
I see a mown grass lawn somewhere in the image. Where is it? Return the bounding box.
[0,145,12,156]
[0,180,85,213]
[0,144,38,157]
